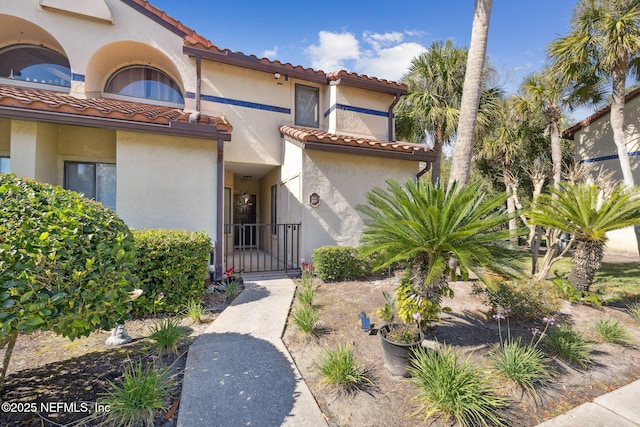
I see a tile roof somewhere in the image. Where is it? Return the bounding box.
[0,84,232,133]
[564,86,640,139]
[128,0,407,93]
[280,125,435,161]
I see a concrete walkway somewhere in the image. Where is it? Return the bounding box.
[177,275,639,427]
[536,380,640,426]
[177,277,327,427]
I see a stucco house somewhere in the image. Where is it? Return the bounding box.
[564,87,640,256]
[0,0,435,278]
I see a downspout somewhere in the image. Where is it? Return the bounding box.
[215,138,224,281]
[388,93,401,142]
[416,162,431,181]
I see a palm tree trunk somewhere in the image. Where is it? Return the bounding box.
[448,0,492,188]
[568,240,604,293]
[549,118,562,189]
[431,126,445,185]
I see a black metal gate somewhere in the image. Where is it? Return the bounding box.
[223,223,301,274]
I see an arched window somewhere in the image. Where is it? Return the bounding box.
[0,44,71,88]
[105,66,183,104]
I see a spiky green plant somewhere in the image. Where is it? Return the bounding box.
[358,179,521,323]
[316,343,372,394]
[409,345,509,426]
[527,183,640,292]
[292,304,320,336]
[544,324,592,368]
[491,338,551,396]
[593,318,632,345]
[296,282,317,307]
[628,302,640,323]
[100,360,174,427]
[148,317,189,356]
[224,280,241,300]
[184,298,205,324]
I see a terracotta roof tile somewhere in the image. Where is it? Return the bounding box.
[0,84,232,132]
[131,1,406,92]
[280,125,434,161]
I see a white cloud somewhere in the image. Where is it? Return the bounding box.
[306,31,360,72]
[306,30,426,82]
[262,47,278,59]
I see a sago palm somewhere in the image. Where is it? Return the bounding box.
[358,180,521,318]
[527,182,640,292]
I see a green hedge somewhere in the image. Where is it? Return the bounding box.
[132,229,211,316]
[311,246,373,281]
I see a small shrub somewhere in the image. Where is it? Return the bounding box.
[292,305,320,336]
[544,324,592,368]
[311,246,372,281]
[224,280,241,300]
[475,279,561,322]
[101,359,174,427]
[409,345,509,427]
[317,343,372,394]
[132,229,211,317]
[627,302,640,323]
[185,298,204,324]
[296,282,317,306]
[552,277,622,307]
[149,317,189,356]
[375,291,396,323]
[491,338,550,396]
[593,318,632,345]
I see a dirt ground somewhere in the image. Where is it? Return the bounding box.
[0,287,238,427]
[283,272,640,427]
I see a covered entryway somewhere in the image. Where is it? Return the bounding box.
[224,223,300,274]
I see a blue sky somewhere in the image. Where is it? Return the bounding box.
[152,0,591,117]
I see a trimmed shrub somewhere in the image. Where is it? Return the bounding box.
[0,174,138,340]
[312,246,372,281]
[132,229,210,316]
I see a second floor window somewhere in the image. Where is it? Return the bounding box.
[295,84,319,128]
[105,65,183,105]
[0,44,71,88]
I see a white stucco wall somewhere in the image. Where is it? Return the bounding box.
[116,131,217,238]
[9,120,57,184]
[0,119,10,156]
[335,86,393,140]
[299,148,420,260]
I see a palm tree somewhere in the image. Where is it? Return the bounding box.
[448,0,493,188]
[527,182,640,292]
[548,0,640,189]
[396,41,467,184]
[358,179,520,321]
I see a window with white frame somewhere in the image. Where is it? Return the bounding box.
[295,84,319,128]
[0,157,9,174]
[0,44,71,88]
[105,65,183,105]
[64,161,116,210]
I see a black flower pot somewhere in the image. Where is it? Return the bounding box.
[379,323,422,377]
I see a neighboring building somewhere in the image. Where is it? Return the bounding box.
[0,0,435,277]
[564,87,640,256]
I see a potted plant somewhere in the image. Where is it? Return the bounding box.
[379,321,423,377]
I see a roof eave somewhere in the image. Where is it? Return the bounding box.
[0,106,232,141]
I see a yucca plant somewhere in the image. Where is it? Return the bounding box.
[316,343,372,394]
[100,359,174,427]
[527,183,640,292]
[593,318,632,345]
[358,179,521,323]
[544,324,592,368]
[409,345,509,427]
[148,317,189,356]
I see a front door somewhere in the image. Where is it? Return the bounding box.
[233,193,256,247]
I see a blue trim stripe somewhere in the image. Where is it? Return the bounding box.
[580,151,640,164]
[185,91,290,114]
[324,103,388,118]
[72,73,85,82]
